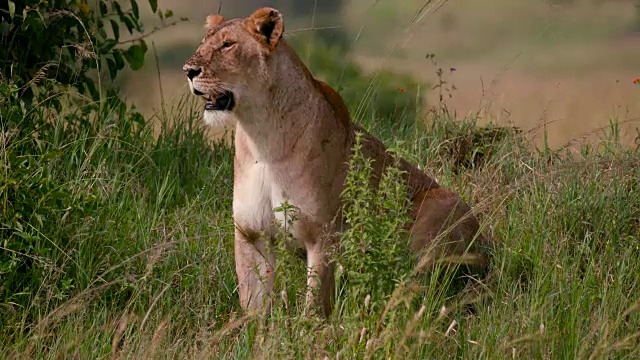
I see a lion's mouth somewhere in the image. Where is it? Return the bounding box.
[204,91,235,111]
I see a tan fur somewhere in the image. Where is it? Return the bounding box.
[183,7,489,318]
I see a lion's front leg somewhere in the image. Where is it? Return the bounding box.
[232,154,276,316]
[294,218,339,318]
[304,241,335,318]
[234,226,276,315]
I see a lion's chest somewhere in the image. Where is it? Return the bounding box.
[233,161,317,236]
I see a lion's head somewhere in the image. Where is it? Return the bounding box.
[182,7,285,126]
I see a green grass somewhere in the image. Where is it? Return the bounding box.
[2,82,639,358]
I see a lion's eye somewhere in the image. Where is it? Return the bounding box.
[221,41,235,49]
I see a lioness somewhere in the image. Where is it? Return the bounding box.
[183,7,488,317]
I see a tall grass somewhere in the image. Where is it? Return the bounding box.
[2,80,639,358]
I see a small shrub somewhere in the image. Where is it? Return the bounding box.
[335,131,414,316]
[425,111,524,173]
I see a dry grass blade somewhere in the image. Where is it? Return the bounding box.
[33,280,121,336]
[110,314,130,360]
[586,301,640,360]
[142,319,169,359]
[209,313,252,347]
[24,63,58,89]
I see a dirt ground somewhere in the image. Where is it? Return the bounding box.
[123,0,640,149]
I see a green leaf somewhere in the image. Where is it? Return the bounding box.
[122,16,135,34]
[85,79,99,101]
[99,1,108,16]
[107,58,117,79]
[112,1,124,17]
[8,1,15,18]
[123,44,146,70]
[130,14,143,32]
[164,9,173,18]
[97,25,107,41]
[102,39,117,54]
[110,19,120,41]
[83,57,98,70]
[149,0,158,13]
[113,49,125,70]
[131,0,139,18]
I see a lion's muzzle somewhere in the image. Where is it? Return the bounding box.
[183,64,236,112]
[184,65,202,80]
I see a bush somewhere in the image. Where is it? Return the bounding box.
[0,0,167,104]
[336,131,414,315]
[0,87,234,337]
[0,0,197,334]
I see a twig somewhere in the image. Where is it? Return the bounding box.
[117,20,186,45]
[286,25,343,35]
[152,41,165,115]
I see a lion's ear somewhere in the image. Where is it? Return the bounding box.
[205,14,224,30]
[245,7,284,49]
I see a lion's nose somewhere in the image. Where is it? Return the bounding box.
[183,65,202,80]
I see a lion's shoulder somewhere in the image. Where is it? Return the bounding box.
[314,79,352,132]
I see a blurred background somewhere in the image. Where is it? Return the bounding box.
[122,0,640,148]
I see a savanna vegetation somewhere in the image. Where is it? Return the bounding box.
[1,1,639,359]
